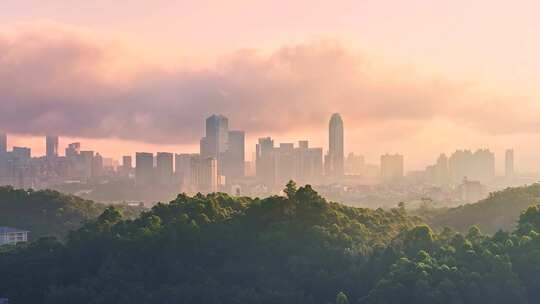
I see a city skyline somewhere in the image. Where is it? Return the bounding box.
[3,4,540,302]
[2,1,540,171]
[0,113,525,206]
[0,119,522,174]
[0,120,520,183]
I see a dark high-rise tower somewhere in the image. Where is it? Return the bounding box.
[46,135,59,158]
[326,113,344,178]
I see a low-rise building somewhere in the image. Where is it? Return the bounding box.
[0,227,28,246]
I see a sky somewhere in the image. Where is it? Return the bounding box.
[1,0,540,172]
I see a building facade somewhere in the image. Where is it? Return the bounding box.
[325,113,344,179]
[0,227,28,246]
[156,152,174,186]
[135,152,154,187]
[505,149,514,179]
[46,135,59,158]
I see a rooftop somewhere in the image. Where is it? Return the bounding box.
[0,227,29,234]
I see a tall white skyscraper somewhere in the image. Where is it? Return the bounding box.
[325,113,344,179]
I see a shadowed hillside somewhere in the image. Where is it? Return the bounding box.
[0,186,143,239]
[3,182,540,304]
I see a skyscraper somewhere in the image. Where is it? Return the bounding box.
[79,151,94,180]
[122,156,132,169]
[136,152,154,187]
[201,115,229,158]
[435,153,449,187]
[92,153,103,178]
[156,152,174,186]
[295,141,323,184]
[448,149,495,184]
[505,149,514,179]
[325,113,344,179]
[12,147,31,160]
[256,137,275,188]
[273,143,296,187]
[121,155,133,177]
[65,143,80,159]
[175,153,197,190]
[225,130,245,179]
[0,132,6,154]
[190,155,218,193]
[46,135,59,158]
[200,114,229,178]
[345,153,365,175]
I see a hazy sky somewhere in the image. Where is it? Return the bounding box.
[1,0,540,171]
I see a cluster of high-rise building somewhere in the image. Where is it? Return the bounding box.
[130,115,243,193]
[255,139,323,190]
[131,114,339,194]
[133,151,218,193]
[200,115,245,183]
[0,135,115,188]
[253,113,348,191]
[424,148,514,187]
[0,113,522,198]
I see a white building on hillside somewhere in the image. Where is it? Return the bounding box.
[0,227,28,246]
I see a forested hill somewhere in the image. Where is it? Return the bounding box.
[421,183,540,234]
[0,186,143,239]
[3,182,540,303]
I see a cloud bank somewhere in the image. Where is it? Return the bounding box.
[0,24,537,145]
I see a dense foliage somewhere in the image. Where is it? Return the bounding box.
[3,182,540,304]
[419,183,540,234]
[0,186,143,239]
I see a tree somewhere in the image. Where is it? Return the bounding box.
[336,292,349,304]
[284,180,298,199]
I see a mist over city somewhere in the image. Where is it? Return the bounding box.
[2,1,540,304]
[0,113,527,207]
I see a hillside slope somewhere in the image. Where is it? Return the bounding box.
[0,186,142,239]
[421,183,540,234]
[3,183,540,303]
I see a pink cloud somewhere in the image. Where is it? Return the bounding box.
[0,23,537,151]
